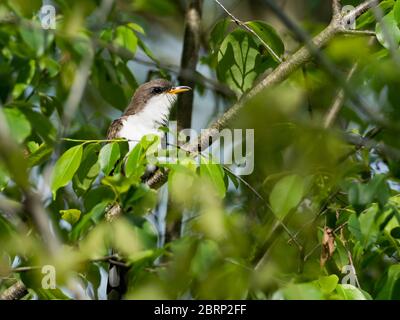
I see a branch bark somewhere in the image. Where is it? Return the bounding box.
[165,0,203,245]
[177,0,203,132]
[147,0,381,190]
[323,63,358,128]
[0,281,27,300]
[332,0,342,18]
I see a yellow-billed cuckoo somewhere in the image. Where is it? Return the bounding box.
[106,79,191,299]
[107,79,191,149]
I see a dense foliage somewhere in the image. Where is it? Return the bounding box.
[1,0,400,300]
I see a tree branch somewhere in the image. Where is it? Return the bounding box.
[0,281,27,300]
[176,0,203,131]
[147,0,382,186]
[332,0,342,18]
[324,63,358,128]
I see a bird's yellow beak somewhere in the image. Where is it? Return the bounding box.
[168,86,192,94]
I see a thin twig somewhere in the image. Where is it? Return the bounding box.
[324,63,358,128]
[213,0,282,63]
[342,29,376,36]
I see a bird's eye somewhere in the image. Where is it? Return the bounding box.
[152,87,163,94]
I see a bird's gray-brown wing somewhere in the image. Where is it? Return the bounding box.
[107,118,124,140]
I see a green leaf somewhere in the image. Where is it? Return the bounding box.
[203,19,230,68]
[269,174,305,220]
[35,288,71,300]
[2,108,31,144]
[84,186,115,211]
[39,94,61,117]
[125,144,145,178]
[377,265,400,299]
[73,143,101,196]
[98,79,127,111]
[20,24,45,56]
[114,25,138,54]
[138,37,158,62]
[59,209,81,225]
[348,175,389,211]
[127,22,145,34]
[336,284,369,300]
[318,275,339,294]
[281,283,324,300]
[21,108,57,144]
[244,21,284,62]
[210,19,230,51]
[102,173,134,195]
[51,145,83,199]
[71,201,109,241]
[217,29,269,96]
[191,240,220,277]
[200,162,226,198]
[393,0,400,23]
[12,60,36,99]
[357,0,395,29]
[39,57,60,78]
[99,142,120,175]
[348,213,362,241]
[349,204,380,248]
[28,143,53,167]
[376,11,400,49]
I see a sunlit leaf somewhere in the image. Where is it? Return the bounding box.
[114,25,138,54]
[280,283,324,300]
[336,284,369,300]
[125,144,145,178]
[99,142,120,176]
[51,145,83,199]
[73,143,101,196]
[217,29,269,96]
[59,209,81,225]
[317,275,339,294]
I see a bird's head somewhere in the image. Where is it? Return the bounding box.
[124,79,191,116]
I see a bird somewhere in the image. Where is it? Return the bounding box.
[106,79,191,300]
[107,78,191,150]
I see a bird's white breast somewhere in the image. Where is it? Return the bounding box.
[118,94,176,150]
